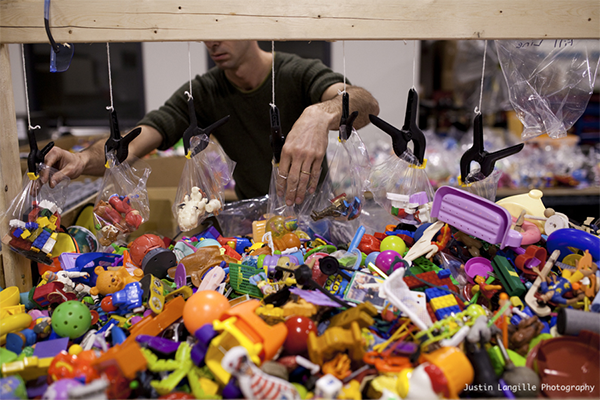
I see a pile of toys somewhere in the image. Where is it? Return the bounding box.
[1,186,599,400]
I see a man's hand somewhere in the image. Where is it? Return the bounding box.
[276,105,333,206]
[276,83,379,206]
[42,147,89,187]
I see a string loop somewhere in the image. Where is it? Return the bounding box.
[475,40,488,115]
[106,43,114,111]
[187,42,193,99]
[270,40,276,109]
[21,44,40,130]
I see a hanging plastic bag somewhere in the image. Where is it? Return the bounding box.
[370,150,435,226]
[369,89,435,226]
[173,134,235,232]
[2,164,70,265]
[459,168,502,202]
[301,121,371,245]
[496,39,600,140]
[93,153,151,246]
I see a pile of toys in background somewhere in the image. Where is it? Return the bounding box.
[1,182,599,400]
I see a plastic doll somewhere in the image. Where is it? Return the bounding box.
[43,271,91,295]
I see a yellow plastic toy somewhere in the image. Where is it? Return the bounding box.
[496,189,547,233]
[89,266,144,296]
[0,313,32,337]
[1,356,53,381]
[0,287,25,319]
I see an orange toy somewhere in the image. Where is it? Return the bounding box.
[90,266,144,296]
[183,291,231,334]
[273,232,302,252]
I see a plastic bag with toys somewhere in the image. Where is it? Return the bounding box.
[300,93,371,245]
[368,88,435,227]
[370,150,435,226]
[1,164,70,265]
[173,134,235,233]
[93,152,151,247]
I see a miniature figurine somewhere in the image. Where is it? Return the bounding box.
[43,270,91,295]
[221,346,301,400]
[508,315,544,356]
[311,194,361,221]
[89,266,144,296]
[177,186,221,231]
[108,194,143,230]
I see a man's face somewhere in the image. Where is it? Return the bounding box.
[204,41,252,69]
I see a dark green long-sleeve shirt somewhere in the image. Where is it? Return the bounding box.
[138,52,346,200]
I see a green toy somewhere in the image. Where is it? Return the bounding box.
[51,300,92,339]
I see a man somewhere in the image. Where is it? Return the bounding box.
[45,41,379,206]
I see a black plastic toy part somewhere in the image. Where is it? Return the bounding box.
[318,256,354,281]
[27,129,54,177]
[275,264,352,308]
[104,108,142,164]
[181,97,230,157]
[339,91,359,141]
[368,88,426,165]
[43,0,74,72]
[270,105,285,164]
[460,113,524,182]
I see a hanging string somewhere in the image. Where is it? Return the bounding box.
[474,40,488,115]
[270,40,276,108]
[412,40,418,89]
[21,44,40,130]
[185,42,193,100]
[342,41,347,93]
[106,43,114,111]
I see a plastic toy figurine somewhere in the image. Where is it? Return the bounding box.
[108,194,143,230]
[177,186,221,231]
[508,315,545,356]
[42,270,91,295]
[532,263,592,306]
[98,225,120,246]
[221,346,301,400]
[109,282,144,314]
[89,266,144,296]
[311,193,362,221]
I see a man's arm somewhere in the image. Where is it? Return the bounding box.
[276,83,379,206]
[43,125,163,187]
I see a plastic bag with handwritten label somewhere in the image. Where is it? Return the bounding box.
[496,39,600,140]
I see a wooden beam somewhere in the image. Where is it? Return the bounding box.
[1,0,598,43]
[0,44,33,292]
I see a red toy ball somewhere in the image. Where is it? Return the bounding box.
[129,234,166,266]
[283,316,317,355]
[183,290,231,335]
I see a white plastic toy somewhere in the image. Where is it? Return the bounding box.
[221,346,300,400]
[177,186,221,231]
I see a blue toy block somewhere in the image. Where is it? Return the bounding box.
[25,222,38,231]
[425,285,450,301]
[437,269,451,279]
[12,228,24,238]
[435,305,461,320]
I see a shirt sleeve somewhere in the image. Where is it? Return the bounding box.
[137,81,192,151]
[298,58,349,105]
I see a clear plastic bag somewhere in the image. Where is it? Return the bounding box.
[1,164,70,264]
[266,160,303,219]
[459,168,502,202]
[93,153,151,246]
[496,39,600,140]
[369,150,435,226]
[173,134,235,232]
[216,195,269,238]
[300,128,371,244]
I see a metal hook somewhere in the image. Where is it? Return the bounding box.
[44,0,74,72]
[459,113,524,182]
[369,88,426,164]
